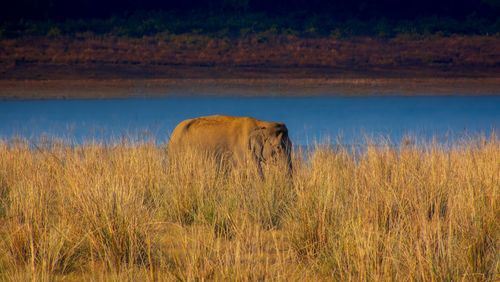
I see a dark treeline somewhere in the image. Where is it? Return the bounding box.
[2,0,500,21]
[1,0,499,38]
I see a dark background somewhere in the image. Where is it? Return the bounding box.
[2,0,500,21]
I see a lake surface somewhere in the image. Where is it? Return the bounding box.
[1,96,499,146]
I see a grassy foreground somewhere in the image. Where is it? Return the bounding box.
[0,137,498,281]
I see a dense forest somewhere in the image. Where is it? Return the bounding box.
[2,0,500,20]
[1,0,499,80]
[1,0,499,38]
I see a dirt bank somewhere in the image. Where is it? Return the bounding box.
[2,75,500,100]
[1,35,499,99]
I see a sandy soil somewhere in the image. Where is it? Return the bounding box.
[2,75,499,99]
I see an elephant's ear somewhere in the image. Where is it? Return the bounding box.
[249,127,265,161]
[249,127,266,178]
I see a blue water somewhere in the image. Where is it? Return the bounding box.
[0,96,499,145]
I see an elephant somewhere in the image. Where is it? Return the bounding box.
[168,115,293,178]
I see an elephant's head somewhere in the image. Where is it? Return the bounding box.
[249,123,293,177]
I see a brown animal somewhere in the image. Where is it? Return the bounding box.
[168,115,293,177]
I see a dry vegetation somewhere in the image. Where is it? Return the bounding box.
[2,34,499,99]
[1,35,499,78]
[0,136,498,281]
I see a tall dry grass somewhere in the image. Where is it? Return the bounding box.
[0,137,498,281]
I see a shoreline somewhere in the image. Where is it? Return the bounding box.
[2,35,499,99]
[1,74,500,100]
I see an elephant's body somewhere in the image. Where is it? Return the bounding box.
[168,115,292,176]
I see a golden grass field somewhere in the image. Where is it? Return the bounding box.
[0,136,498,281]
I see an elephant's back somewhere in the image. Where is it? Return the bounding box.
[182,115,256,128]
[168,115,257,149]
